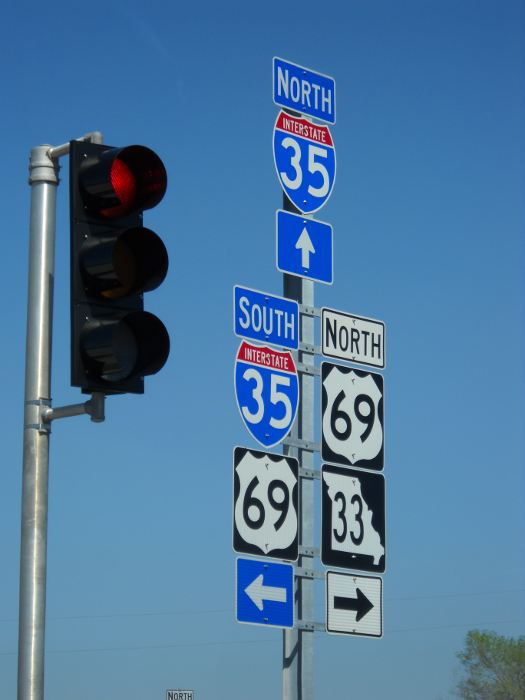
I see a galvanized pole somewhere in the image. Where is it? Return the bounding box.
[17,145,59,700]
[282,197,315,700]
[17,132,103,700]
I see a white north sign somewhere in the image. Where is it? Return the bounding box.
[322,307,385,369]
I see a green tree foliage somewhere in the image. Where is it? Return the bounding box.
[456,630,525,699]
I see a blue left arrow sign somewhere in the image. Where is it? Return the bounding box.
[236,558,294,629]
[233,285,299,350]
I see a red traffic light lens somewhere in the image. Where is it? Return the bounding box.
[80,145,167,218]
[105,158,137,218]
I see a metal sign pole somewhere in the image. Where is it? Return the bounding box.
[272,57,336,699]
[282,200,315,700]
[17,145,59,700]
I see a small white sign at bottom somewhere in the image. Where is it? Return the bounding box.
[326,571,383,638]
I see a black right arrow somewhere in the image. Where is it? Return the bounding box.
[334,588,373,622]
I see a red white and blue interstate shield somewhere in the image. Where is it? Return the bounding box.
[235,341,299,448]
[273,110,336,214]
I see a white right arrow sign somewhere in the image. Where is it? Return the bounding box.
[326,571,383,638]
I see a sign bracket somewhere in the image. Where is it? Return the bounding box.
[299,303,320,317]
[283,436,320,453]
[296,620,325,633]
[298,341,320,354]
[295,567,325,580]
[296,362,320,377]
[299,467,320,480]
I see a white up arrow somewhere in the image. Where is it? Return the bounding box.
[245,574,287,611]
[295,227,315,269]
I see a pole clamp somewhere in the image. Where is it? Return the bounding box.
[24,398,52,433]
[298,342,320,354]
[283,436,320,453]
[296,362,320,376]
[28,146,59,185]
[299,467,321,480]
[295,567,325,580]
[296,620,325,632]
[299,304,320,317]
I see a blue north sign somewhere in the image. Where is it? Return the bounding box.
[273,57,336,125]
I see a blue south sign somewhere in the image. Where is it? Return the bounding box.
[273,111,336,214]
[233,285,299,350]
[234,340,299,448]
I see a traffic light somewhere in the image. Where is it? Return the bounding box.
[69,140,170,394]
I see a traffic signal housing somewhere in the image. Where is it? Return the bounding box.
[69,140,170,394]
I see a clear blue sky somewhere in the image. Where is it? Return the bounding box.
[1,1,524,698]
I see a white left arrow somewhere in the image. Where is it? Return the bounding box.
[245,574,287,611]
[295,227,315,269]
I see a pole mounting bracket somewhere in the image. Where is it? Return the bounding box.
[41,392,105,425]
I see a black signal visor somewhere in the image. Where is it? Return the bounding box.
[79,227,168,300]
[80,312,170,384]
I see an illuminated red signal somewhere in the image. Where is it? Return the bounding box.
[70,140,170,395]
[78,145,167,219]
[104,158,136,217]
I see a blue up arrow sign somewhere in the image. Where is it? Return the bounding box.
[236,558,294,629]
[276,209,333,285]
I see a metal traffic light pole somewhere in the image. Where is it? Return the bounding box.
[18,132,104,700]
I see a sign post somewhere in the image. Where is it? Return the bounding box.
[282,255,315,700]
[274,56,336,700]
